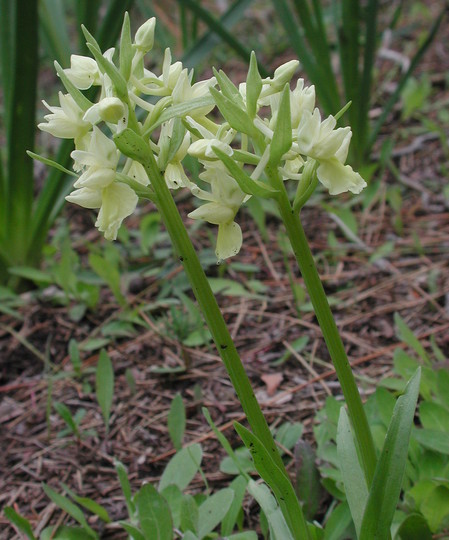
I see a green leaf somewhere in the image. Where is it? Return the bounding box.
[42,484,97,538]
[38,0,71,66]
[114,128,152,163]
[70,496,110,524]
[276,422,303,450]
[26,151,78,178]
[88,252,126,306]
[213,146,278,199]
[412,428,449,454]
[336,407,368,537]
[234,422,308,539]
[246,480,294,540]
[421,485,449,532]
[4,507,36,540]
[144,96,216,135]
[209,87,258,137]
[221,475,248,536]
[419,401,449,431]
[84,36,128,99]
[115,460,135,517]
[323,502,354,540]
[7,266,53,284]
[95,349,114,430]
[54,402,80,438]
[396,513,432,540]
[119,522,145,540]
[213,67,244,104]
[437,369,449,409]
[160,485,183,529]
[180,494,199,534]
[40,525,89,540]
[119,12,133,81]
[294,440,322,520]
[197,488,234,539]
[246,51,262,118]
[394,313,430,364]
[168,393,186,450]
[158,444,202,492]
[360,368,421,540]
[135,483,173,540]
[54,61,93,111]
[269,84,292,166]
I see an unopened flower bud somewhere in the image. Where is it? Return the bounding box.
[134,18,156,52]
[98,97,126,123]
[271,60,299,89]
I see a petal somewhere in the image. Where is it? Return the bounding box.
[74,167,116,189]
[188,202,235,225]
[96,183,138,240]
[216,221,242,260]
[317,159,367,195]
[66,187,102,209]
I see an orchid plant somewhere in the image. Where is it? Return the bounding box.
[33,13,421,539]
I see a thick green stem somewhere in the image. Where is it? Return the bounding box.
[140,150,310,539]
[267,164,377,486]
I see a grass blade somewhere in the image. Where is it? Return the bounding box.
[5,0,38,266]
[355,0,378,163]
[360,368,421,539]
[96,349,115,431]
[368,6,446,153]
[4,507,36,540]
[38,0,71,66]
[178,0,255,71]
[274,0,339,114]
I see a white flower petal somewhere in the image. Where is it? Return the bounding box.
[96,183,138,240]
[317,159,367,195]
[188,202,235,225]
[66,187,102,209]
[216,221,242,260]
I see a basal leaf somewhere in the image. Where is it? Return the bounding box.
[158,444,202,492]
[360,368,421,539]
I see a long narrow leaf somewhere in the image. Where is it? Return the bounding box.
[355,0,378,161]
[360,368,421,539]
[182,0,268,76]
[75,0,101,54]
[6,0,38,266]
[274,0,339,114]
[0,0,15,144]
[368,7,446,153]
[234,422,310,540]
[178,0,254,71]
[337,407,369,537]
[39,0,71,66]
[336,0,360,131]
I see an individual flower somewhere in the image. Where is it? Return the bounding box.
[134,18,156,53]
[38,92,91,146]
[172,69,217,117]
[290,79,316,129]
[186,117,234,161]
[63,55,101,90]
[83,96,127,126]
[71,126,119,188]
[296,109,366,195]
[188,162,246,260]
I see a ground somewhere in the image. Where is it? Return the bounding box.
[1,1,449,538]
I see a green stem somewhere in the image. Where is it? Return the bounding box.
[140,149,310,539]
[266,164,377,486]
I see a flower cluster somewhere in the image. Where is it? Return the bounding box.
[38,15,366,258]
